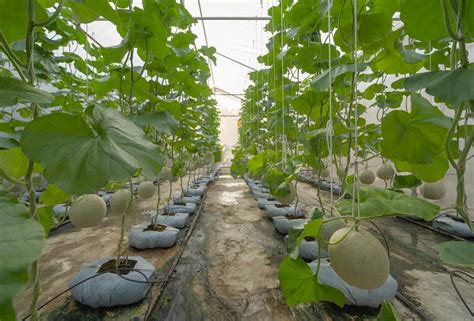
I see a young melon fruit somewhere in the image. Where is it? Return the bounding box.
[70,194,106,228]
[320,219,346,252]
[420,181,446,200]
[137,181,156,199]
[159,167,173,181]
[275,182,296,205]
[111,189,134,215]
[320,168,330,178]
[359,170,375,185]
[376,164,395,180]
[329,227,390,289]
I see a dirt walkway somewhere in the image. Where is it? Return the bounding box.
[150,175,378,321]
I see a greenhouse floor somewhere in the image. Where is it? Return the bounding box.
[15,171,473,321]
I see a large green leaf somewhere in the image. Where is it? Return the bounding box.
[288,218,323,259]
[381,93,450,164]
[67,0,120,25]
[435,241,474,268]
[0,0,47,43]
[394,153,449,182]
[39,184,70,206]
[0,147,29,178]
[278,256,345,307]
[0,188,45,321]
[131,111,178,135]
[20,106,164,194]
[0,77,54,107]
[338,185,440,220]
[404,69,474,105]
[310,63,368,92]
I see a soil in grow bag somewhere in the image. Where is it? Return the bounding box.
[144,223,167,232]
[97,258,138,275]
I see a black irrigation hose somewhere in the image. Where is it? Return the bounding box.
[395,292,431,320]
[450,270,474,317]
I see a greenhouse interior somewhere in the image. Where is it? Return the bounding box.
[0,0,473,320]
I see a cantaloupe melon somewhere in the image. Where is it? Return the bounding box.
[159,167,173,181]
[328,227,390,289]
[70,194,106,228]
[359,169,375,184]
[320,219,346,252]
[376,164,395,180]
[275,182,296,205]
[420,181,446,200]
[111,189,134,215]
[137,182,156,199]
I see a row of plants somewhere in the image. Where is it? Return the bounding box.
[0,0,221,320]
[231,0,473,317]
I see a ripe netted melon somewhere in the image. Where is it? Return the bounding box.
[320,168,330,178]
[359,169,375,185]
[329,227,390,289]
[376,164,395,180]
[138,182,156,199]
[320,219,346,252]
[111,189,134,215]
[159,167,173,181]
[275,182,296,205]
[420,181,446,200]
[70,194,106,228]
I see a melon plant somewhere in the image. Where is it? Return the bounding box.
[275,182,296,205]
[69,194,107,228]
[328,227,390,289]
[137,182,156,199]
[420,181,446,200]
[359,170,375,185]
[376,164,395,180]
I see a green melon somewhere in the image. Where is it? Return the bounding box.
[320,219,346,252]
[275,182,296,205]
[137,181,156,199]
[376,164,395,180]
[420,181,446,200]
[329,227,390,289]
[359,169,375,185]
[159,167,173,181]
[70,194,106,228]
[111,189,134,215]
[320,168,330,178]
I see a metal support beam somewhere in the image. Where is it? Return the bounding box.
[193,16,270,21]
[216,52,257,71]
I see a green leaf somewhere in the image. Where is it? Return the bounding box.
[381,93,450,164]
[394,152,449,182]
[278,256,345,307]
[20,106,164,194]
[0,0,47,43]
[39,184,70,206]
[377,302,401,321]
[392,174,422,189]
[0,188,45,321]
[404,69,474,105]
[310,63,368,92]
[435,241,474,268]
[0,147,29,178]
[67,0,120,25]
[288,218,323,259]
[131,111,178,135]
[0,77,54,107]
[338,185,440,220]
[37,206,56,234]
[0,138,19,149]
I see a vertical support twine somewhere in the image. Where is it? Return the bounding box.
[326,0,334,215]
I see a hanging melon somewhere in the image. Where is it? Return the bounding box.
[275,182,296,205]
[376,164,395,180]
[69,194,106,228]
[159,167,173,181]
[137,182,156,199]
[110,189,134,215]
[329,227,390,289]
[359,169,375,185]
[320,219,346,252]
[420,181,446,200]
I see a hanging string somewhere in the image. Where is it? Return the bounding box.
[326,0,334,216]
[271,1,278,155]
[85,25,90,105]
[280,0,287,170]
[351,0,361,220]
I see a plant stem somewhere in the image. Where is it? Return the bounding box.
[116,178,134,266]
